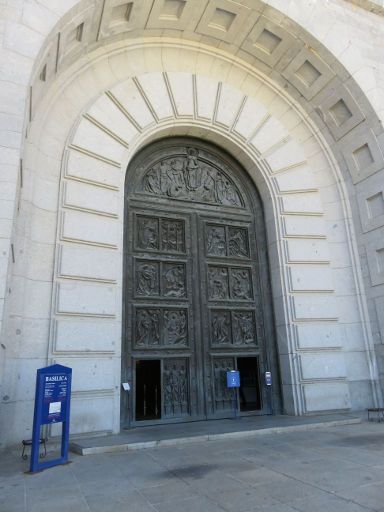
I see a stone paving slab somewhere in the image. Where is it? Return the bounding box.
[70,413,362,455]
[1,419,384,512]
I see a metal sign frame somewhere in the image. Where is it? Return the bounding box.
[30,364,72,473]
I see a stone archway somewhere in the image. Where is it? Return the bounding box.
[122,137,281,425]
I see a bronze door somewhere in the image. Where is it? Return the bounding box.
[122,139,277,426]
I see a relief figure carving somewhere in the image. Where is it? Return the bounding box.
[208,267,229,300]
[161,219,185,253]
[233,312,255,345]
[136,262,159,296]
[211,311,231,345]
[163,359,188,415]
[163,264,186,298]
[228,228,249,258]
[137,217,159,250]
[164,310,187,345]
[206,226,226,257]
[141,148,243,208]
[230,269,252,300]
[135,309,160,347]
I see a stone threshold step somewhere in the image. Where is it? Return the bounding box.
[70,415,362,456]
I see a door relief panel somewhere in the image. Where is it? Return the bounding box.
[134,307,189,348]
[163,358,190,418]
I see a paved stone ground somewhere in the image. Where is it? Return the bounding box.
[1,420,384,512]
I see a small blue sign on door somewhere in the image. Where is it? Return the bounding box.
[226,370,240,388]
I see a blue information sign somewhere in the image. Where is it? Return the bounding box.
[30,364,72,473]
[226,370,240,388]
[265,371,272,386]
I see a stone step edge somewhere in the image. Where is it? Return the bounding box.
[70,417,362,456]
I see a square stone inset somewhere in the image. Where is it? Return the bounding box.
[146,0,203,30]
[242,16,296,68]
[341,125,383,184]
[367,192,384,219]
[315,80,365,141]
[366,227,384,285]
[282,48,334,100]
[196,0,256,45]
[98,0,152,39]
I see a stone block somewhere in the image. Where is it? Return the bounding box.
[195,75,218,120]
[292,294,337,321]
[299,352,347,380]
[54,357,115,392]
[302,381,351,412]
[215,82,244,127]
[251,116,289,154]
[283,216,326,238]
[109,78,155,129]
[147,0,205,31]
[54,318,117,353]
[365,227,384,286]
[63,180,118,217]
[136,72,174,120]
[72,117,127,164]
[61,210,119,247]
[356,171,384,233]
[233,97,268,139]
[265,140,306,172]
[285,239,330,263]
[295,323,344,350]
[65,149,121,189]
[56,281,116,316]
[58,244,118,282]
[280,193,323,215]
[274,165,317,193]
[289,265,333,292]
[166,72,194,117]
[98,0,152,39]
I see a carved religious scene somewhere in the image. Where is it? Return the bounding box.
[208,266,229,300]
[135,261,159,296]
[163,263,186,298]
[206,225,226,257]
[136,216,159,250]
[163,359,189,418]
[161,219,185,253]
[228,227,249,258]
[211,310,231,345]
[135,309,160,347]
[233,311,256,345]
[213,358,234,411]
[230,268,253,300]
[164,309,188,346]
[141,148,243,207]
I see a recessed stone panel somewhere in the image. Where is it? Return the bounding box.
[58,244,117,282]
[274,165,317,193]
[242,16,296,67]
[233,97,268,139]
[65,150,121,189]
[282,48,334,100]
[292,295,337,321]
[289,265,333,292]
[55,357,115,392]
[299,352,347,380]
[285,239,330,263]
[63,180,118,217]
[356,172,384,232]
[136,73,174,120]
[283,216,326,238]
[341,125,384,184]
[302,382,351,412]
[147,0,203,30]
[280,193,323,215]
[166,72,194,117]
[196,0,257,44]
[215,83,244,127]
[315,81,365,140]
[61,210,118,247]
[56,282,116,316]
[195,75,218,120]
[54,319,116,353]
[110,79,155,129]
[295,323,344,350]
[98,0,152,39]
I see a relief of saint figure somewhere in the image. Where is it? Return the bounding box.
[231,269,252,299]
[208,267,229,299]
[211,312,230,344]
[163,264,185,297]
[206,227,226,257]
[136,263,158,296]
[135,309,160,346]
[164,310,187,345]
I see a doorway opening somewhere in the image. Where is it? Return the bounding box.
[238,357,261,412]
[135,360,161,421]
